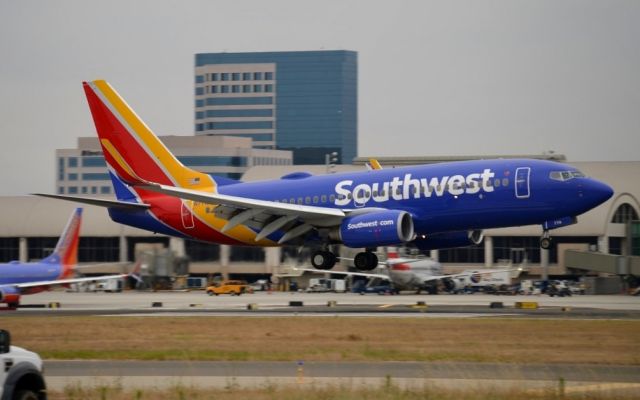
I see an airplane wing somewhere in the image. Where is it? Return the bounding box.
[138,183,345,222]
[339,256,426,267]
[415,267,524,284]
[14,273,129,290]
[294,267,391,281]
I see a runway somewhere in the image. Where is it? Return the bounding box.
[11,290,640,319]
[43,360,640,392]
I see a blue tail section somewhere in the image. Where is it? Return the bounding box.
[108,170,139,203]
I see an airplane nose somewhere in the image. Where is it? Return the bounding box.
[581,179,614,208]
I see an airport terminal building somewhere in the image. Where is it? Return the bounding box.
[1,158,639,282]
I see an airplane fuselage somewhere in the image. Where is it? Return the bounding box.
[0,262,62,286]
[111,158,612,246]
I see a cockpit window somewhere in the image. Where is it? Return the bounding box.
[549,170,585,181]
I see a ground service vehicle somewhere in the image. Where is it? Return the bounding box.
[0,330,46,400]
[206,281,249,296]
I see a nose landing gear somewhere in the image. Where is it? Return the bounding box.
[539,230,552,249]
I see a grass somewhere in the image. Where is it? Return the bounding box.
[3,316,640,364]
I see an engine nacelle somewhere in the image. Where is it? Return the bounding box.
[0,286,21,306]
[331,210,414,248]
[414,230,484,251]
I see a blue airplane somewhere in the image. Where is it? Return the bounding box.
[37,80,614,272]
[0,208,127,307]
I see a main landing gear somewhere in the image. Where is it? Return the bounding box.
[311,250,336,270]
[539,230,552,249]
[353,251,379,271]
[310,249,379,271]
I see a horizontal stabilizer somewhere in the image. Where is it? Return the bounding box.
[32,194,149,210]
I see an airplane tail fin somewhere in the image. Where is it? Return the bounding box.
[43,208,82,279]
[82,80,215,192]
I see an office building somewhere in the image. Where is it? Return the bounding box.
[195,50,357,164]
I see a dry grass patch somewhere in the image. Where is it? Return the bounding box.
[3,316,639,364]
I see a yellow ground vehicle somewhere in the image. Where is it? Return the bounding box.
[206,280,250,296]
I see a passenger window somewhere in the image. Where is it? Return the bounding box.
[313,196,319,203]
[290,198,295,204]
[297,198,303,205]
[329,194,336,202]
[321,195,327,202]
[502,178,509,187]
[494,179,501,188]
[305,196,311,204]
[373,190,378,197]
[282,199,287,203]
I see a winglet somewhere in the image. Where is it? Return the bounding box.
[369,159,383,170]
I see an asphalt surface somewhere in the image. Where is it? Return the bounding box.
[9,291,640,319]
[43,360,640,392]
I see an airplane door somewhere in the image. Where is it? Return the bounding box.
[515,167,531,199]
[181,200,195,229]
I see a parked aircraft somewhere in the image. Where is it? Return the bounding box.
[37,80,614,273]
[0,208,128,307]
[299,248,520,294]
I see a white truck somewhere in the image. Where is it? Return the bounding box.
[306,278,346,293]
[0,330,46,400]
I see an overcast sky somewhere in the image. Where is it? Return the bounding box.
[1,0,639,195]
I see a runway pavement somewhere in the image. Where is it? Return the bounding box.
[43,360,640,392]
[10,290,640,319]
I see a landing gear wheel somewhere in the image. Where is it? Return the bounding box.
[311,250,337,270]
[354,251,379,271]
[540,235,552,250]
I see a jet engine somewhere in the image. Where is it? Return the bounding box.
[0,286,21,307]
[414,230,484,251]
[331,210,414,248]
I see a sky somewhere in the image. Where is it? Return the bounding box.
[0,0,639,195]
